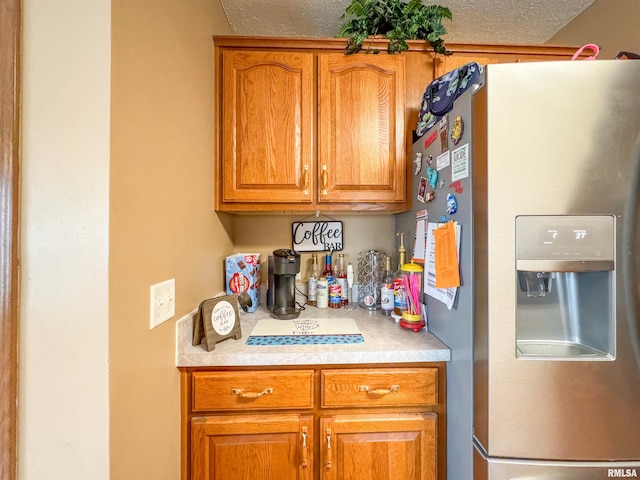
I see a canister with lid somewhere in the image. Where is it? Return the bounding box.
[357,250,385,310]
[399,261,426,332]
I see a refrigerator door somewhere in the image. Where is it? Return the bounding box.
[472,60,640,461]
[397,83,482,480]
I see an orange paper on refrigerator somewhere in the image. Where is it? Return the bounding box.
[434,221,460,288]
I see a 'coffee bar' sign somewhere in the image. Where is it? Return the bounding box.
[292,221,343,252]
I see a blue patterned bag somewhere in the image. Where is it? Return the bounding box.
[416,62,484,137]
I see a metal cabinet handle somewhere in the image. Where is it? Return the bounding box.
[325,427,332,470]
[301,428,308,468]
[358,384,400,395]
[231,387,274,399]
[302,165,309,196]
[321,165,328,195]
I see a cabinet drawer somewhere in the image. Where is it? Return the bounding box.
[321,368,437,408]
[192,370,314,412]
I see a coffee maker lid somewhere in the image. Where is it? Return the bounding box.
[273,249,299,259]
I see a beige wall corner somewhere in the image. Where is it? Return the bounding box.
[110,1,232,479]
[233,214,398,287]
[548,0,640,59]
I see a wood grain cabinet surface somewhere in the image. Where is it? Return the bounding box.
[317,53,406,206]
[192,414,314,480]
[320,413,437,480]
[180,363,447,480]
[321,367,437,408]
[433,43,584,77]
[192,370,314,411]
[219,49,315,206]
[213,36,410,213]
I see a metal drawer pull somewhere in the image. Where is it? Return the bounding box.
[231,387,274,399]
[358,384,400,395]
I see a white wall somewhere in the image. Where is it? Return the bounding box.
[20,1,111,478]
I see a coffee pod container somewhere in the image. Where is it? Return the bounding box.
[399,261,426,332]
[357,250,385,310]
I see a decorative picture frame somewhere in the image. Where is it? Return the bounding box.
[192,294,242,351]
[292,220,343,252]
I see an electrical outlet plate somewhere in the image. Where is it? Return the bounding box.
[150,278,176,329]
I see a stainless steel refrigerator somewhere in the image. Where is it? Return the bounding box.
[397,60,640,479]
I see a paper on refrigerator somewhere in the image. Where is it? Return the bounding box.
[412,209,428,262]
[424,221,461,310]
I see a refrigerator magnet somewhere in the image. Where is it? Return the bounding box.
[436,150,450,171]
[439,116,448,152]
[449,180,463,194]
[451,116,464,145]
[446,194,458,215]
[451,143,470,182]
[414,152,423,175]
[424,130,437,149]
[427,167,439,188]
[417,176,428,201]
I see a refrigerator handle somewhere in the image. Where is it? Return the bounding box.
[623,146,640,371]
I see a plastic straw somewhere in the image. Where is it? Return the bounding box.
[403,274,419,315]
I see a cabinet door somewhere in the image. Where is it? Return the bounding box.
[221,50,314,204]
[318,53,406,204]
[192,414,313,480]
[320,413,437,480]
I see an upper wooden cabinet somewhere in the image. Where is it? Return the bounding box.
[213,37,580,213]
[220,49,315,206]
[318,53,405,205]
[214,37,411,213]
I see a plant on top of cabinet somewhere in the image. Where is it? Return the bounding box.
[338,0,452,55]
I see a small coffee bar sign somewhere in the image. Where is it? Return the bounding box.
[292,221,343,252]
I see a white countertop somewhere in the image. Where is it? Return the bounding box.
[176,304,450,367]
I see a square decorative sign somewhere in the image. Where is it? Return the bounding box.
[292,221,343,252]
[192,294,242,351]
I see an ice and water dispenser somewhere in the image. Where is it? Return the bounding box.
[515,215,615,360]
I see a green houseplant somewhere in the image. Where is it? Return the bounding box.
[338,0,452,55]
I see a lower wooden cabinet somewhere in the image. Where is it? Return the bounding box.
[180,364,446,480]
[191,414,313,480]
[320,413,437,480]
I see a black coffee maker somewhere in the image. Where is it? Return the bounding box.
[267,249,301,320]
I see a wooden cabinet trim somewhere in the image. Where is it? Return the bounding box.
[213,36,581,57]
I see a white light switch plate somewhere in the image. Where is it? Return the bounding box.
[150,278,175,329]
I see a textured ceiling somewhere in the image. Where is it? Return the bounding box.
[220,0,597,45]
